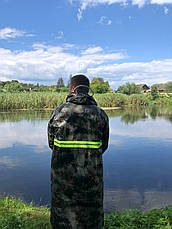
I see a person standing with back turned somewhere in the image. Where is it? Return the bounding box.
[48,74,109,229]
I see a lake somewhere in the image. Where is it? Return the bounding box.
[0,106,172,213]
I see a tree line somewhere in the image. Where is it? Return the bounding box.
[0,77,111,94]
[0,77,172,95]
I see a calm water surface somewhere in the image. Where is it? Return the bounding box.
[0,106,172,213]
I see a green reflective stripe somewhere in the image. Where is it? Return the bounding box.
[54,139,101,145]
[54,142,101,148]
[54,139,102,148]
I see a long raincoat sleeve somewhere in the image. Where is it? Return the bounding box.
[102,115,109,153]
[48,111,56,150]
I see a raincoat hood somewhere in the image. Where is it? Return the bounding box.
[66,92,97,106]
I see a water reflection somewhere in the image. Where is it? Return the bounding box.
[107,106,172,125]
[0,107,172,212]
[0,111,51,151]
[104,106,172,212]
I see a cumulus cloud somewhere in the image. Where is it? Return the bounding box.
[131,0,147,7]
[81,46,103,54]
[0,43,172,88]
[0,44,126,84]
[75,0,125,20]
[87,59,172,88]
[70,0,172,20]
[0,27,34,39]
[151,0,172,4]
[97,16,112,25]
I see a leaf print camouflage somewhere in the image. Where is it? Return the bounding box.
[48,92,109,229]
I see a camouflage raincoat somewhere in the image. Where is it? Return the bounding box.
[48,91,109,229]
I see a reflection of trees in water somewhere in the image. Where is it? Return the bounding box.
[0,106,172,124]
[0,110,52,122]
[121,109,147,124]
[106,106,172,125]
[165,115,172,124]
[104,189,172,212]
[149,106,158,119]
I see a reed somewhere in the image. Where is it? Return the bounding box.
[0,92,169,110]
[0,92,67,110]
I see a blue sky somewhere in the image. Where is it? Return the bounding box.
[0,0,172,89]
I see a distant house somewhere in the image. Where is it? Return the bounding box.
[158,87,166,93]
[110,88,116,93]
[137,84,150,93]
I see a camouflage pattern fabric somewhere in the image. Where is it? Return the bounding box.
[48,92,109,229]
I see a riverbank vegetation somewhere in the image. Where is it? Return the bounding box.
[0,196,50,229]
[0,105,172,124]
[0,78,172,110]
[1,196,172,229]
[0,77,111,94]
[0,91,172,110]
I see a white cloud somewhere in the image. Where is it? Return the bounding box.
[164,6,169,14]
[55,31,64,39]
[151,0,172,4]
[97,16,112,25]
[108,19,112,25]
[70,0,172,20]
[131,0,147,7]
[0,27,34,39]
[0,43,172,88]
[87,59,172,88]
[63,43,75,49]
[0,44,126,84]
[82,46,103,54]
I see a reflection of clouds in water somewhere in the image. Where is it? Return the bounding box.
[104,189,172,212]
[110,117,172,141]
[109,138,123,146]
[0,120,49,152]
[0,156,22,168]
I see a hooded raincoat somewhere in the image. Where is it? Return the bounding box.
[48,92,109,229]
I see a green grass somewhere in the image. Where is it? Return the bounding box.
[0,92,67,110]
[0,92,172,110]
[0,92,150,110]
[0,196,51,229]
[104,208,172,229]
[1,196,172,229]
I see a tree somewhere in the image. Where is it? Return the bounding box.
[165,82,172,92]
[57,77,65,89]
[151,85,159,100]
[4,82,24,92]
[58,86,69,92]
[90,77,110,94]
[117,83,141,95]
[67,74,72,88]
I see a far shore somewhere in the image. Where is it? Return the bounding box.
[0,91,172,110]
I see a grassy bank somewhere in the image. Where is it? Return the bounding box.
[0,196,50,229]
[1,197,172,229]
[0,92,172,110]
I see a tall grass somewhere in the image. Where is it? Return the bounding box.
[1,196,172,229]
[0,196,50,229]
[0,92,67,110]
[0,92,151,110]
[94,93,149,107]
